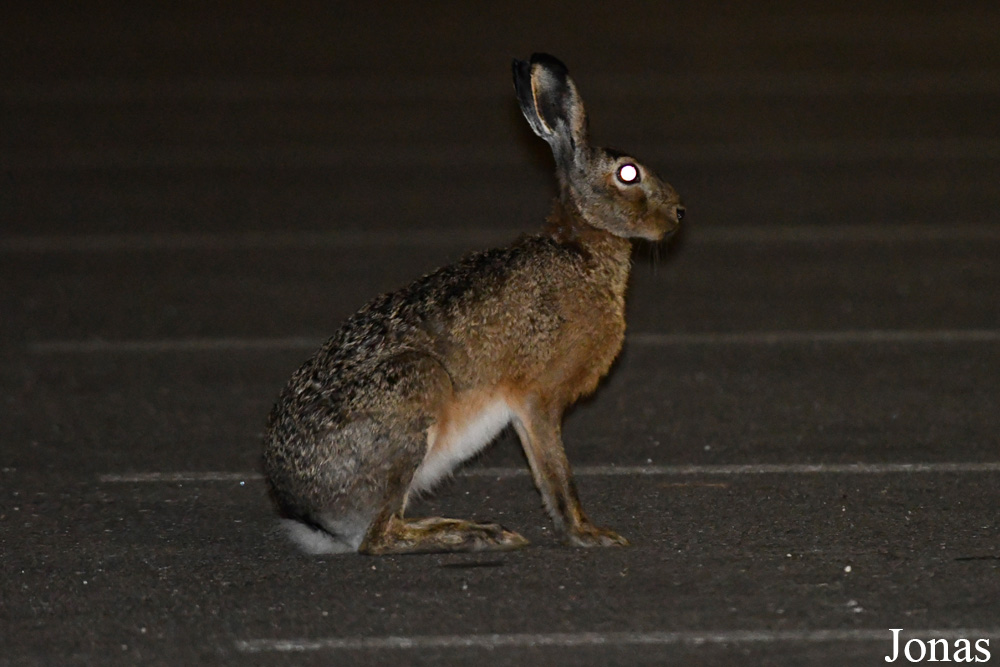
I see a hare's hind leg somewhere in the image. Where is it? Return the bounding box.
[355,356,528,555]
[357,420,529,555]
[360,511,529,555]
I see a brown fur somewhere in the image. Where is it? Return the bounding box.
[263,53,684,554]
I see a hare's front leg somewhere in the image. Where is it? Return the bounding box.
[511,399,629,547]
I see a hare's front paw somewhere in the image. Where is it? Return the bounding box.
[566,523,630,548]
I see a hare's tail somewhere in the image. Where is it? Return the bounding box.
[278,518,361,555]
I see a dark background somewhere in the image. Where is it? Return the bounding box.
[2,2,998,665]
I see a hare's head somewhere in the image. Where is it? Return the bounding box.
[513,54,684,241]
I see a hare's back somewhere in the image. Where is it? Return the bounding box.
[270,235,594,425]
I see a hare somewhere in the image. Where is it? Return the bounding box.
[263,53,684,555]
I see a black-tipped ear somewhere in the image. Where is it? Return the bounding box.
[512,58,549,139]
[512,53,587,160]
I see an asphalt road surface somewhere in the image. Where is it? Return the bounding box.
[2,2,999,665]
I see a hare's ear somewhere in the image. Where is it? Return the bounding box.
[512,53,588,165]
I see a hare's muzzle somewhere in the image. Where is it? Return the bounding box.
[647,204,684,241]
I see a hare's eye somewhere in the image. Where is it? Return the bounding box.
[616,163,640,184]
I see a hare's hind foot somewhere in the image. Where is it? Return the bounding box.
[359,514,529,555]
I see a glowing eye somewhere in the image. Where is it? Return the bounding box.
[617,163,640,184]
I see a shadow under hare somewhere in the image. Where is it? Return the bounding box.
[263,53,685,555]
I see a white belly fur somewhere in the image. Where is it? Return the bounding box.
[410,396,512,494]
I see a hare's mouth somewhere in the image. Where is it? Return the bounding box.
[644,208,682,241]
[656,226,680,243]
[636,225,677,243]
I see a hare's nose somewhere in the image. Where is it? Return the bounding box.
[675,205,686,222]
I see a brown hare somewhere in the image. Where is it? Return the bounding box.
[263,53,685,554]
